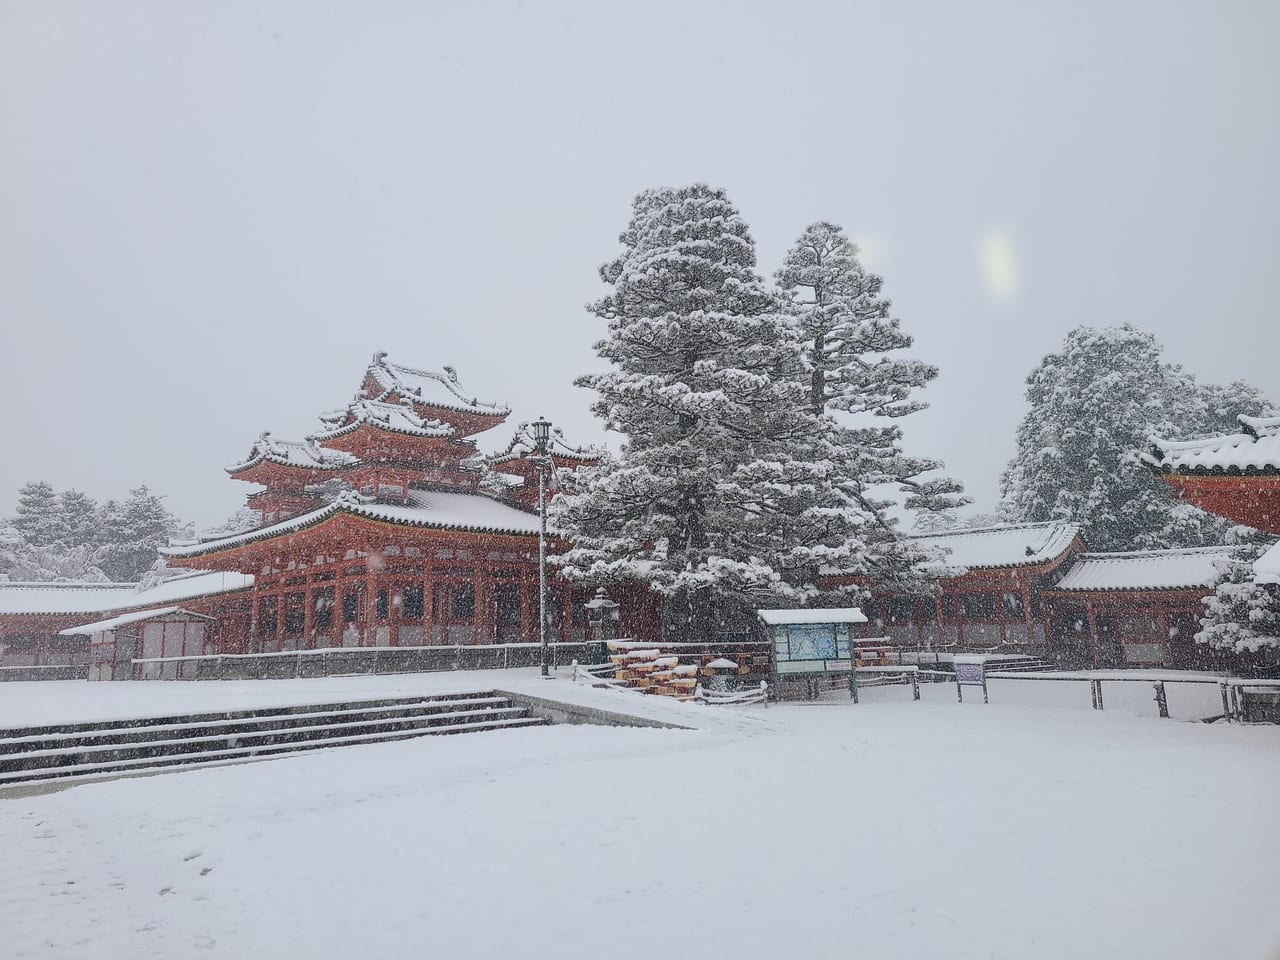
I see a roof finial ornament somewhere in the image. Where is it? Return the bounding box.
[373,351,387,364]
[443,365,458,383]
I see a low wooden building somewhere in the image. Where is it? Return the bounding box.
[0,572,253,679]
[1041,546,1231,668]
[64,607,219,681]
[825,521,1084,652]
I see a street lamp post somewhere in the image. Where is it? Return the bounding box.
[532,416,552,678]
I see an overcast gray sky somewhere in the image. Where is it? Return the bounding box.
[2,0,1277,529]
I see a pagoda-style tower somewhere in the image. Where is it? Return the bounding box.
[224,353,512,522]
[164,353,652,653]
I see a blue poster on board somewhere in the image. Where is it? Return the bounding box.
[787,625,836,661]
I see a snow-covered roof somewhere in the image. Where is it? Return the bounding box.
[0,570,254,616]
[312,398,456,442]
[757,608,868,625]
[1049,546,1233,593]
[161,489,543,559]
[0,581,137,616]
[366,352,510,417]
[226,432,356,474]
[59,606,215,636]
[908,521,1081,570]
[1255,541,1280,586]
[1146,414,1280,475]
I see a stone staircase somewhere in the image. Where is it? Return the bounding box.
[0,692,549,788]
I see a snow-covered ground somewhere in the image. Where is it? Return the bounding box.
[2,674,1279,959]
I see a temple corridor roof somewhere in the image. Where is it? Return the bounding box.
[1146,414,1280,475]
[908,521,1081,570]
[1048,546,1232,593]
[0,571,254,617]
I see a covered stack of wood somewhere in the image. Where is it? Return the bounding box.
[607,638,771,698]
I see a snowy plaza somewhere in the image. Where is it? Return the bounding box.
[2,672,1278,960]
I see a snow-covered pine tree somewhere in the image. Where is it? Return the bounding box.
[57,489,100,548]
[775,222,968,591]
[999,324,1270,552]
[11,481,64,547]
[1196,532,1280,658]
[0,526,110,582]
[551,186,875,640]
[1189,379,1276,436]
[96,486,181,581]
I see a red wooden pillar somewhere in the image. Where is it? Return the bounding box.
[1156,605,1172,667]
[1021,580,1034,647]
[520,581,532,644]
[332,571,346,648]
[248,591,259,653]
[388,577,400,648]
[1085,601,1102,667]
[303,574,315,651]
[474,567,490,645]
[365,564,378,648]
[422,566,434,645]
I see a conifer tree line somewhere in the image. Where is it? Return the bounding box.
[1,482,191,583]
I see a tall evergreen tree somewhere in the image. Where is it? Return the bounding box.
[551,186,877,640]
[1000,325,1273,552]
[96,486,179,582]
[57,489,100,548]
[11,481,63,547]
[775,222,967,585]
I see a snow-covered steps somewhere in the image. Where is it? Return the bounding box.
[0,692,549,787]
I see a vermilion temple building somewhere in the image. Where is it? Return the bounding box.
[160,353,650,654]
